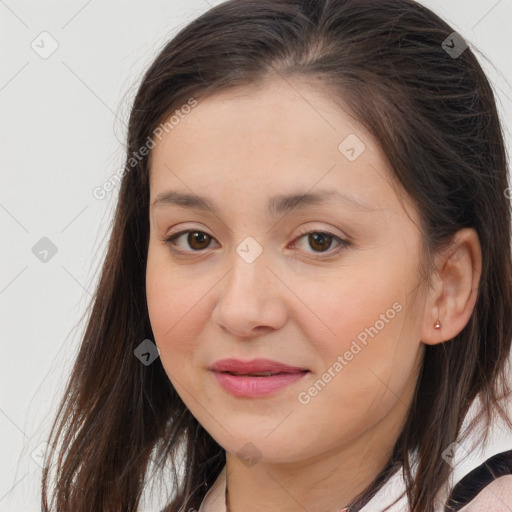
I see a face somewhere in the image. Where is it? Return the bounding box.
[146,77,428,464]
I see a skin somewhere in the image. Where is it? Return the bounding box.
[460,475,512,511]
[145,75,482,512]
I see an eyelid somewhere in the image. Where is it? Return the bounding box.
[164,228,220,254]
[288,227,349,258]
[164,225,350,258]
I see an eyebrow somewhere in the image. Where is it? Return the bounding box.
[151,189,379,215]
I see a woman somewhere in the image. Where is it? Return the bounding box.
[41,0,512,511]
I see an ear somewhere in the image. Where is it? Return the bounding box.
[421,228,482,345]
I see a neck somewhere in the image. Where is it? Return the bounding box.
[224,404,406,512]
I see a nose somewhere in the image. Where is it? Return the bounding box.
[211,250,288,339]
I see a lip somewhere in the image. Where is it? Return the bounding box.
[209,358,308,374]
[209,358,309,398]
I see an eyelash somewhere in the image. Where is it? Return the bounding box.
[164,228,350,259]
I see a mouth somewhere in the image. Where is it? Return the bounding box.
[209,359,310,397]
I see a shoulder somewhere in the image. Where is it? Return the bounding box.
[458,474,512,512]
[444,447,512,511]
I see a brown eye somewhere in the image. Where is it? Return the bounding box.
[307,232,334,252]
[187,231,211,250]
[165,230,216,252]
[165,228,349,258]
[292,229,349,258]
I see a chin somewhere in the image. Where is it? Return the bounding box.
[212,430,314,465]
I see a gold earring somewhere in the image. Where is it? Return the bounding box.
[434,319,441,329]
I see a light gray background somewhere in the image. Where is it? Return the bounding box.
[1,1,512,511]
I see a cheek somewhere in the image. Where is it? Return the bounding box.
[294,268,408,359]
[292,265,421,411]
[146,248,206,370]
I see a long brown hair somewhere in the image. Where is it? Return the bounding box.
[41,1,512,511]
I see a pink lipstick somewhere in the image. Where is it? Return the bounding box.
[209,358,309,397]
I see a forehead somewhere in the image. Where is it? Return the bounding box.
[151,77,367,159]
[148,76,405,214]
